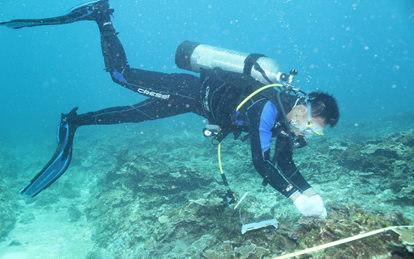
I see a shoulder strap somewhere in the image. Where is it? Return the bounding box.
[244,53,274,84]
[243,54,266,75]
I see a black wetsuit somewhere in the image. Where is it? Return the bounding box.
[74,20,312,199]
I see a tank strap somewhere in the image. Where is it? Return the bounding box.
[244,54,273,84]
[243,53,266,75]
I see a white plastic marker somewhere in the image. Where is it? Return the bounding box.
[234,192,248,210]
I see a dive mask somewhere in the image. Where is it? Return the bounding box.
[299,121,324,138]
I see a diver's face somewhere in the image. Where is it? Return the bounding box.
[289,107,308,136]
[288,105,326,138]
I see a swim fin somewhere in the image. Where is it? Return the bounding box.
[0,0,111,29]
[19,108,79,197]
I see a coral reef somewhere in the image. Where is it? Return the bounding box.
[296,130,414,211]
[81,128,414,258]
[83,143,223,258]
[392,227,414,252]
[0,180,19,240]
[4,123,410,257]
[274,204,413,258]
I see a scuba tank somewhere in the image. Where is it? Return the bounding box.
[175,41,286,85]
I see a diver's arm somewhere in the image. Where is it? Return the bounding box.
[275,147,312,193]
[247,100,300,198]
[248,100,327,217]
[275,136,327,218]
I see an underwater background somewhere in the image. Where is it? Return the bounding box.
[0,0,413,258]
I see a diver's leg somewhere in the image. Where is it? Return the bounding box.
[90,3,204,109]
[68,96,200,127]
[19,96,196,197]
[0,1,113,29]
[92,12,205,115]
[90,3,129,75]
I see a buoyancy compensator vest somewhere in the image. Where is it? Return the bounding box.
[198,68,262,127]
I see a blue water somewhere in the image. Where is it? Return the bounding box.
[0,1,413,257]
[1,0,413,147]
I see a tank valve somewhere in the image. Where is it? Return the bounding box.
[288,69,298,84]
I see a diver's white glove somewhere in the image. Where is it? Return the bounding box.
[293,194,327,218]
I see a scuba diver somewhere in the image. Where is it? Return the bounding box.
[1,0,339,218]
